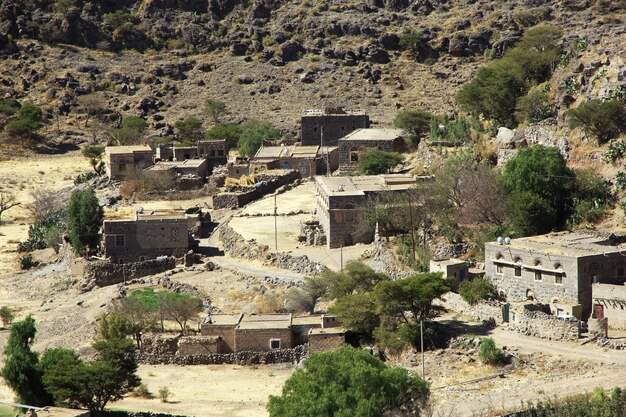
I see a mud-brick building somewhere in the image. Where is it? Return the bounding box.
[155,139,227,167]
[301,107,369,146]
[201,314,344,353]
[485,232,626,320]
[105,145,154,181]
[337,128,406,172]
[103,209,194,263]
[145,159,209,181]
[315,174,424,248]
[592,283,626,329]
[253,144,339,177]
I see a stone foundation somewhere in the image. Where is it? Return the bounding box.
[137,344,307,365]
[82,257,177,290]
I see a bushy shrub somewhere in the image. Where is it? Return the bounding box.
[459,277,496,305]
[6,103,43,140]
[478,337,506,365]
[205,123,242,150]
[18,209,66,253]
[429,116,470,145]
[358,149,403,174]
[602,139,626,164]
[393,110,434,147]
[569,168,612,226]
[568,99,626,143]
[515,89,555,124]
[238,121,281,157]
[19,254,38,270]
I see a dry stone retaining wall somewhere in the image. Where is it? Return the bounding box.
[82,257,176,290]
[137,344,308,365]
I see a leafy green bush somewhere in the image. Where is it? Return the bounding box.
[205,123,242,150]
[237,120,280,157]
[18,209,66,253]
[459,277,495,305]
[429,116,470,145]
[358,149,403,174]
[515,89,555,124]
[174,117,204,142]
[112,116,148,145]
[457,25,562,127]
[104,10,139,28]
[0,306,14,326]
[6,103,43,140]
[568,99,626,143]
[399,31,425,59]
[478,337,506,365]
[0,99,20,116]
[74,172,99,185]
[393,110,434,147]
[602,139,626,164]
[568,168,612,226]
[19,254,38,270]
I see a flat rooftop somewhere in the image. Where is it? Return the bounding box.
[487,231,626,257]
[104,208,190,221]
[340,128,403,141]
[207,314,243,326]
[146,159,207,169]
[237,314,292,330]
[302,108,366,116]
[316,174,428,196]
[309,327,346,335]
[106,145,153,154]
[431,258,467,266]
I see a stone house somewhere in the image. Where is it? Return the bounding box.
[145,159,209,181]
[315,174,425,248]
[102,209,198,263]
[201,313,344,353]
[226,159,281,179]
[253,143,339,177]
[337,128,406,173]
[430,258,468,285]
[155,139,227,167]
[485,232,626,319]
[301,107,369,146]
[592,283,626,329]
[105,145,154,181]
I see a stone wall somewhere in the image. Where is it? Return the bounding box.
[212,170,301,209]
[309,333,346,353]
[137,344,308,365]
[82,257,177,290]
[235,327,293,352]
[141,334,221,355]
[219,224,326,274]
[177,336,221,355]
[439,292,580,342]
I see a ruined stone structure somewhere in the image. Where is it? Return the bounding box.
[226,160,280,179]
[485,232,626,319]
[103,209,200,263]
[592,283,626,329]
[146,159,209,181]
[105,145,154,181]
[337,128,406,172]
[315,174,426,248]
[301,107,369,146]
[82,257,177,288]
[200,313,343,354]
[253,144,339,177]
[430,258,468,286]
[211,169,301,209]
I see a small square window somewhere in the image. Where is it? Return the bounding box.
[217,149,224,156]
[534,271,542,281]
[555,274,563,284]
[115,235,125,247]
[210,150,216,157]
[270,339,281,349]
[514,267,521,277]
[350,152,359,162]
[139,256,146,262]
[118,163,126,171]
[496,265,503,275]
[344,211,354,222]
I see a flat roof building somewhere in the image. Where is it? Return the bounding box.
[253,143,338,177]
[485,231,626,319]
[315,174,427,248]
[105,145,154,181]
[337,128,406,173]
[301,107,369,146]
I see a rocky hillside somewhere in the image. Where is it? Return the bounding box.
[0,0,624,144]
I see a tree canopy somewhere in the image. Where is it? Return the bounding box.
[393,110,434,147]
[358,149,403,175]
[205,123,242,150]
[267,346,429,417]
[66,187,104,255]
[174,116,204,142]
[238,121,281,157]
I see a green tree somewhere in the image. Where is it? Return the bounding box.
[174,117,204,142]
[81,145,106,175]
[399,31,424,60]
[568,99,626,143]
[569,168,612,226]
[66,187,104,255]
[112,116,148,145]
[328,293,380,336]
[6,103,43,141]
[321,261,388,300]
[268,346,429,417]
[459,277,496,305]
[393,110,434,147]
[238,120,281,157]
[515,89,554,124]
[98,313,131,341]
[204,98,227,125]
[0,306,14,326]
[1,316,50,406]
[478,337,506,365]
[114,291,159,347]
[156,291,203,333]
[358,149,403,175]
[502,146,574,235]
[205,123,242,150]
[43,339,140,414]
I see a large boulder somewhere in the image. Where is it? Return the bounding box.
[496,127,516,148]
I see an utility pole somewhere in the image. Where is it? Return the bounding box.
[420,320,425,380]
[320,124,331,176]
[274,193,278,251]
[340,244,343,272]
[407,191,416,263]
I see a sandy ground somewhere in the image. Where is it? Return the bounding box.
[0,151,91,276]
[230,182,373,270]
[110,364,294,417]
